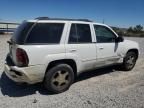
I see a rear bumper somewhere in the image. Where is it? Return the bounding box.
[4,55,46,84]
[4,64,45,84]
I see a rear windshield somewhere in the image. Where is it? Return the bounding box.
[12,21,34,44]
[26,23,64,44]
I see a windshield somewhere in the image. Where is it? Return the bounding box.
[12,21,34,44]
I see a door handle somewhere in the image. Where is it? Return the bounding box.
[70,49,77,52]
[99,47,104,50]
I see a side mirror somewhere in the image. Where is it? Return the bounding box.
[115,36,124,42]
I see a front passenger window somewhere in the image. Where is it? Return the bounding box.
[94,25,116,43]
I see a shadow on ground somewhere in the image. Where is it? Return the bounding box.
[0,65,120,97]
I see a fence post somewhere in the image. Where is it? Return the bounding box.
[6,23,8,34]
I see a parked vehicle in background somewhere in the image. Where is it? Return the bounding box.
[4,17,140,93]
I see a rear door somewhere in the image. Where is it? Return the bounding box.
[65,23,97,71]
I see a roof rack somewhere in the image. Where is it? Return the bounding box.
[35,17,93,22]
[35,17,50,20]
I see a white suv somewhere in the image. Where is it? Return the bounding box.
[5,17,139,93]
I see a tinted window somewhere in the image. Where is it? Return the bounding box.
[94,25,116,43]
[68,24,77,43]
[26,23,64,44]
[12,21,34,44]
[69,24,92,43]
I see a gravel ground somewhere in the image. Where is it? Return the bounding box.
[0,35,144,108]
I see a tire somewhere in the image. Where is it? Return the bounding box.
[122,51,137,71]
[44,64,74,93]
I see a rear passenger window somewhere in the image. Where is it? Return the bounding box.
[69,24,92,43]
[26,23,64,44]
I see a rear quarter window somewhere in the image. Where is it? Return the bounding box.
[12,21,34,44]
[26,23,64,44]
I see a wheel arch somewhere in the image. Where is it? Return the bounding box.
[127,48,139,59]
[45,59,77,78]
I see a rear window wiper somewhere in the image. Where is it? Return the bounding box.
[7,39,14,45]
[7,40,12,45]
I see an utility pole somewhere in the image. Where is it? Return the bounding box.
[102,19,105,24]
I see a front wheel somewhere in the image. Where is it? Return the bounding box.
[122,51,137,71]
[44,64,74,93]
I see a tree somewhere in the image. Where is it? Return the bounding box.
[134,25,143,33]
[127,27,134,33]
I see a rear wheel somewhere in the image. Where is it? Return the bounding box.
[122,51,137,71]
[44,64,74,93]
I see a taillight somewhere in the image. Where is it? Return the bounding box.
[16,48,29,67]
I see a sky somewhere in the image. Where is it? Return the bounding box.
[0,0,143,28]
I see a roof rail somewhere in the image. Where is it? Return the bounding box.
[35,17,93,22]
